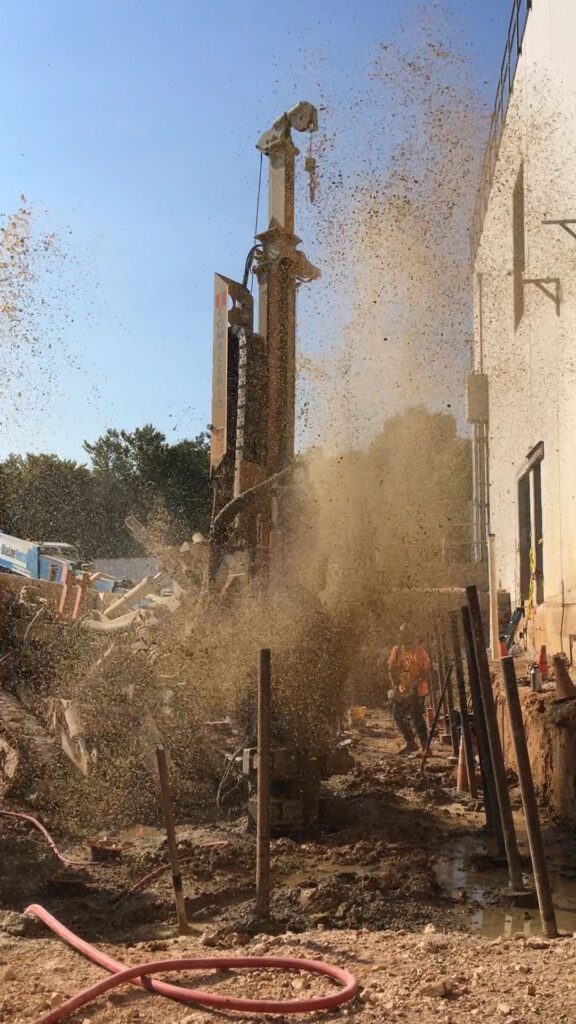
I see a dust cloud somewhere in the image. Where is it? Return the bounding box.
[99,9,485,822]
[300,13,487,446]
[291,9,487,649]
[1,6,488,828]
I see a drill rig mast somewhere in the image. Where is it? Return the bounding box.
[209,102,319,586]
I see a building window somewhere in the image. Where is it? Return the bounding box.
[518,442,544,605]
[518,474,531,600]
[513,164,525,329]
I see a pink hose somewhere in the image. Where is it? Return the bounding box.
[1,807,229,879]
[26,904,359,1019]
[0,809,87,868]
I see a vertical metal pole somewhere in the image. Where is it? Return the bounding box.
[233,327,248,500]
[462,605,501,841]
[488,533,500,660]
[501,656,558,938]
[439,626,459,756]
[256,647,272,918]
[466,586,525,890]
[450,611,478,798]
[256,128,299,477]
[156,746,190,935]
[429,633,443,718]
[425,633,439,714]
[435,627,451,743]
[421,664,454,772]
[483,420,491,555]
[472,422,480,561]
[429,662,439,717]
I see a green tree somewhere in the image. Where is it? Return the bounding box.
[0,453,94,552]
[83,425,211,555]
[0,426,212,560]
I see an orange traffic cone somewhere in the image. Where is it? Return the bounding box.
[552,654,576,700]
[456,735,469,792]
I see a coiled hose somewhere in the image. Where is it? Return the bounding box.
[27,904,359,1020]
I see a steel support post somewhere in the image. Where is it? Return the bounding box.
[461,605,501,842]
[439,624,459,756]
[450,611,478,798]
[256,647,272,918]
[466,586,524,890]
[501,656,558,937]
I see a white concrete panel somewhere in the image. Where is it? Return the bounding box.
[473,0,576,651]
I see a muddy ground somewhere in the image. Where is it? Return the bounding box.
[2,710,576,1022]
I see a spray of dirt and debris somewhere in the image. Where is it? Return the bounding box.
[0,6,489,826]
[5,10,576,1024]
[290,17,487,661]
[0,3,517,975]
[0,194,105,458]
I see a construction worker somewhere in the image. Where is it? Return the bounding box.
[388,625,430,755]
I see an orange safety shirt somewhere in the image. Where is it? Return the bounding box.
[388,645,430,697]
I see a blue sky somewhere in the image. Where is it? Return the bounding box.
[0,0,512,462]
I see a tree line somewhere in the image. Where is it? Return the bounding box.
[0,425,212,559]
[0,408,471,567]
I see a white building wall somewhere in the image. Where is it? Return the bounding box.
[474,0,576,652]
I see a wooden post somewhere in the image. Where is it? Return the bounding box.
[256,648,272,918]
[466,586,524,891]
[156,746,190,935]
[501,656,558,937]
[450,611,478,798]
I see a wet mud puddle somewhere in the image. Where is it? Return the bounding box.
[282,860,371,887]
[435,835,576,937]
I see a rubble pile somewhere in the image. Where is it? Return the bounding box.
[0,500,354,834]
[0,586,79,803]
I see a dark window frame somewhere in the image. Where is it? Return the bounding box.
[517,441,544,605]
[518,473,531,601]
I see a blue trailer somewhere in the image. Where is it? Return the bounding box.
[0,532,121,592]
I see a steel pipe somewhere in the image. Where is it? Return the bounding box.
[501,656,558,937]
[466,586,524,890]
[256,647,272,918]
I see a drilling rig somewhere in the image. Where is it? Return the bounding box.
[207,103,331,834]
[209,101,320,589]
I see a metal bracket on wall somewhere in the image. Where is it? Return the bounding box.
[542,218,576,242]
[523,276,561,317]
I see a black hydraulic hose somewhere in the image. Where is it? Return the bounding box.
[242,244,263,289]
[210,462,298,544]
[209,463,301,582]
